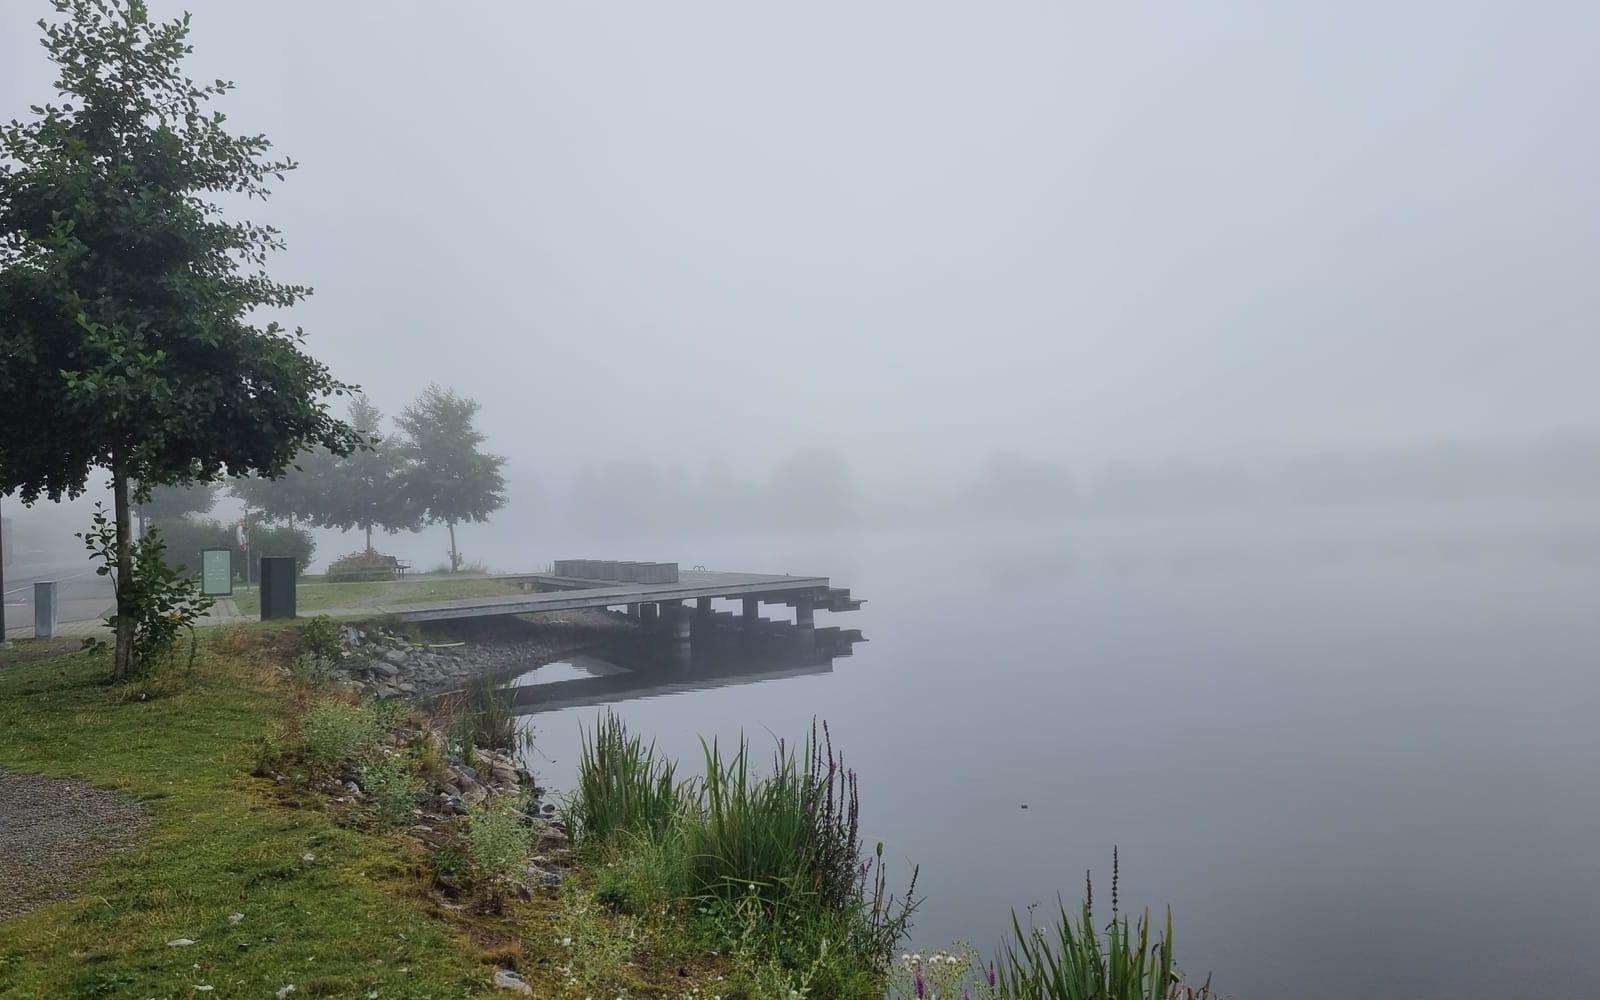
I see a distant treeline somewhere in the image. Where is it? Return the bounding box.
[539,430,1600,538]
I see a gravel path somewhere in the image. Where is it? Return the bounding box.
[0,769,148,922]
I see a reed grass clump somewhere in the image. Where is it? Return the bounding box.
[444,678,529,764]
[566,712,917,993]
[567,710,684,843]
[995,850,1214,1000]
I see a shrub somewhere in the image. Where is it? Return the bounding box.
[557,881,639,990]
[298,615,343,662]
[251,728,287,777]
[299,697,384,775]
[467,797,533,890]
[251,522,316,574]
[361,756,422,828]
[289,652,333,686]
[325,550,397,583]
[154,517,314,581]
[79,505,213,677]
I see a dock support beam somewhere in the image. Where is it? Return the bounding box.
[794,596,814,628]
[665,603,691,640]
[627,603,640,617]
[640,603,658,623]
[742,596,759,624]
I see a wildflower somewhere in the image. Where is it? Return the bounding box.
[914,966,926,998]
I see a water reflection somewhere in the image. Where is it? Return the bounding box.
[502,617,865,715]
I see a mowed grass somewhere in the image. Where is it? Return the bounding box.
[231,580,389,617]
[231,576,523,617]
[381,577,525,606]
[0,632,498,999]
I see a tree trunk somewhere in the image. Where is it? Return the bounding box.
[448,520,459,573]
[111,462,136,681]
[364,523,372,552]
[0,494,9,648]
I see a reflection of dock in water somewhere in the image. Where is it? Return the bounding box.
[503,618,865,715]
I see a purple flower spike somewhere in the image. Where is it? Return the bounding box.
[914,967,926,998]
[987,961,997,987]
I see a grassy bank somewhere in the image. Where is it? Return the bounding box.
[0,631,491,998]
[0,629,740,998]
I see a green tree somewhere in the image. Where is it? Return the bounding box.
[397,384,507,572]
[232,448,334,527]
[0,1,358,679]
[131,480,220,535]
[313,397,419,552]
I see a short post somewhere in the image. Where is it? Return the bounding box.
[34,581,58,639]
[259,557,297,620]
[742,596,759,625]
[640,603,658,624]
[794,596,814,628]
[696,597,712,616]
[627,603,640,617]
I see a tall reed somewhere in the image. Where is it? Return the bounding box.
[445,677,529,763]
[568,709,684,843]
[567,715,919,975]
[999,850,1207,1000]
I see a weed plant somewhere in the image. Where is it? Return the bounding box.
[361,755,422,827]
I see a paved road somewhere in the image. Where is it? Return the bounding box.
[2,559,112,640]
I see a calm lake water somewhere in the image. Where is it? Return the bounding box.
[509,504,1600,999]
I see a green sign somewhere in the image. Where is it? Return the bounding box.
[201,548,233,596]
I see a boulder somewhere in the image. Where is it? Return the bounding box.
[457,773,488,806]
[493,969,533,994]
[535,823,569,852]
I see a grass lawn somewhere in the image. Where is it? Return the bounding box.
[231,580,389,617]
[231,577,524,617]
[381,577,525,605]
[0,631,499,999]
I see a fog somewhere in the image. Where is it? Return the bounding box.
[7,5,1600,994]
[7,1,1600,508]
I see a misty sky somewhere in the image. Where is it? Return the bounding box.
[5,1,1599,491]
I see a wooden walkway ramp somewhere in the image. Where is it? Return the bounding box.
[370,569,863,624]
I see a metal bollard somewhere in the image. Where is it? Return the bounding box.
[34,580,57,639]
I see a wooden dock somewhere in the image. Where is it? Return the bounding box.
[371,569,864,625]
